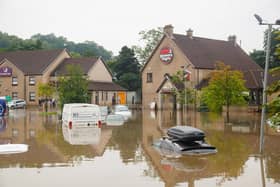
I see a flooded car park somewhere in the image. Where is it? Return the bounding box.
[0,108,279,187]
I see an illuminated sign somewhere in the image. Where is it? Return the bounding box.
[159,47,173,64]
[0,67,12,77]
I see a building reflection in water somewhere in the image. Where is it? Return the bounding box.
[142,109,280,187]
[0,109,279,187]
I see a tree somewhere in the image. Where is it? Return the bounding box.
[267,56,280,128]
[132,27,163,65]
[251,28,280,69]
[38,83,55,112]
[57,64,89,109]
[201,62,247,121]
[0,31,113,60]
[110,46,141,91]
[171,70,195,105]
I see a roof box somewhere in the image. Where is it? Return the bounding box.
[167,126,205,142]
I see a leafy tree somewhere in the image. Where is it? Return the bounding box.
[110,46,141,91]
[250,49,266,68]
[0,31,113,60]
[132,27,163,65]
[201,62,247,121]
[57,64,89,109]
[171,70,195,105]
[251,28,280,69]
[267,58,280,128]
[38,83,55,112]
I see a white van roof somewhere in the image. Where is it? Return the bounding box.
[64,103,99,107]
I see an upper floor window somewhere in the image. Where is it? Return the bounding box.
[12,77,18,86]
[29,76,35,85]
[29,92,36,102]
[147,73,153,83]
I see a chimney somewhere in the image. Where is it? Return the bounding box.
[228,35,237,46]
[186,28,193,38]
[164,24,174,38]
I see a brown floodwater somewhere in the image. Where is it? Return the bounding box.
[0,108,279,187]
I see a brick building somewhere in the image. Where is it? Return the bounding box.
[141,25,265,109]
[0,49,126,106]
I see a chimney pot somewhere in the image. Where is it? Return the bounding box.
[228,35,237,46]
[164,24,174,38]
[186,29,193,38]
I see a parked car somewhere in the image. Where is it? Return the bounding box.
[7,99,26,109]
[105,114,125,126]
[112,105,132,120]
[153,126,217,156]
[99,106,109,124]
[62,103,102,129]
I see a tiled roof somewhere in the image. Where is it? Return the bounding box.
[51,57,98,76]
[173,34,262,71]
[0,49,65,75]
[88,81,126,91]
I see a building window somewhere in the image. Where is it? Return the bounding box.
[29,92,35,101]
[147,73,153,83]
[12,77,18,86]
[29,76,35,85]
[105,92,108,101]
[12,92,18,99]
[102,91,104,101]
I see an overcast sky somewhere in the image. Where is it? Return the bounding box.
[0,0,279,55]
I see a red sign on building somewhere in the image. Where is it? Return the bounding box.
[159,47,173,64]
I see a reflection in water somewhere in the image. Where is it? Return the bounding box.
[142,109,280,187]
[0,109,279,187]
[62,125,101,145]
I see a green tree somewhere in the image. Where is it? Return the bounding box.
[38,83,55,112]
[201,62,247,121]
[0,31,113,60]
[132,27,163,65]
[171,70,195,105]
[267,61,280,128]
[250,49,266,68]
[57,64,89,109]
[251,28,280,69]
[111,46,141,91]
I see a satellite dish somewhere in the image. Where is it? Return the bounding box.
[254,14,263,24]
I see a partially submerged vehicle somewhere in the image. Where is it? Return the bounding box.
[112,105,132,120]
[0,144,28,154]
[105,114,125,126]
[62,103,102,129]
[153,126,217,156]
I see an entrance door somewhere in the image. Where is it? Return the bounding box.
[95,92,99,105]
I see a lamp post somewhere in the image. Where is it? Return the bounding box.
[254,14,280,153]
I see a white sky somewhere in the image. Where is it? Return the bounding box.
[0,0,279,55]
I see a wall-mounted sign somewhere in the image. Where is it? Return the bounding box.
[0,67,12,77]
[159,47,173,64]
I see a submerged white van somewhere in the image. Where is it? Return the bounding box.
[62,103,102,129]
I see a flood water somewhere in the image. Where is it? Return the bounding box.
[0,108,279,187]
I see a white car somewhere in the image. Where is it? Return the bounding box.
[7,99,26,109]
[113,105,132,120]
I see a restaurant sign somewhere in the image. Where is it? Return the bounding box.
[0,67,12,77]
[159,47,173,64]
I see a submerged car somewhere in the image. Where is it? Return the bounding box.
[112,105,132,120]
[105,114,125,126]
[153,126,217,156]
